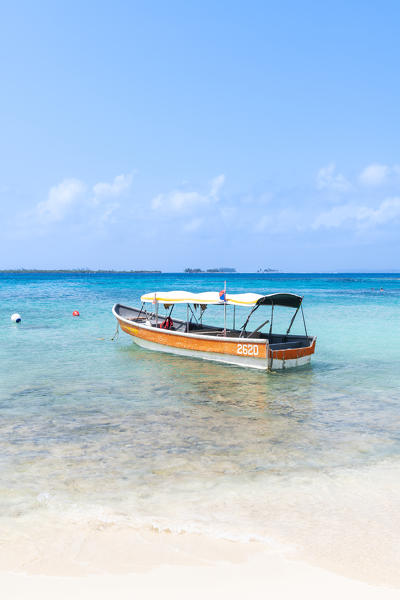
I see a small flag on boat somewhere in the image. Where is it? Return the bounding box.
[219,282,227,302]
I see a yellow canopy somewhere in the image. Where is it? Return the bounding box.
[140,291,264,306]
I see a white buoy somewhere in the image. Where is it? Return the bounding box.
[11,313,21,323]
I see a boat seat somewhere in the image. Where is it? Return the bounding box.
[172,322,186,331]
[269,341,304,350]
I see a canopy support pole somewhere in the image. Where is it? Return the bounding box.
[301,304,308,338]
[224,302,227,336]
[135,302,145,321]
[239,305,259,338]
[248,319,270,338]
[188,304,199,325]
[155,302,158,326]
[233,305,236,330]
[186,304,189,332]
[268,303,274,338]
[286,304,301,335]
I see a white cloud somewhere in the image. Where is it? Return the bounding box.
[183,217,204,232]
[359,163,390,186]
[93,173,133,197]
[36,179,86,222]
[313,204,361,229]
[316,163,350,192]
[313,197,400,229]
[254,215,271,232]
[393,165,400,176]
[151,174,225,212]
[152,190,202,211]
[255,208,304,233]
[31,172,131,228]
[209,174,225,197]
[361,197,400,225]
[97,202,120,225]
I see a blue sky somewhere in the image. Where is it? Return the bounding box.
[1,0,399,271]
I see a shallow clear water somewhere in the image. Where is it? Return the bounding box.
[1,273,400,580]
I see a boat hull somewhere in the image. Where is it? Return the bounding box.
[130,333,312,369]
[113,306,316,371]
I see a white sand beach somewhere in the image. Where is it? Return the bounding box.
[1,522,400,600]
[2,455,400,599]
[2,540,400,600]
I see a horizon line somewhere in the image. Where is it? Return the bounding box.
[1,269,400,274]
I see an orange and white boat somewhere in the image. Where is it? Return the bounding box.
[112,290,316,370]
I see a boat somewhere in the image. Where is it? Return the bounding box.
[112,290,316,370]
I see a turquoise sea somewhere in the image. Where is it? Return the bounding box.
[1,272,400,581]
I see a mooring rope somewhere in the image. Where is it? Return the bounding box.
[111,322,120,341]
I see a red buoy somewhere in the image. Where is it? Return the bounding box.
[72,310,80,317]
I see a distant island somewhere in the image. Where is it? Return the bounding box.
[0,267,280,274]
[184,267,237,273]
[183,267,279,273]
[257,268,278,273]
[0,269,162,274]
